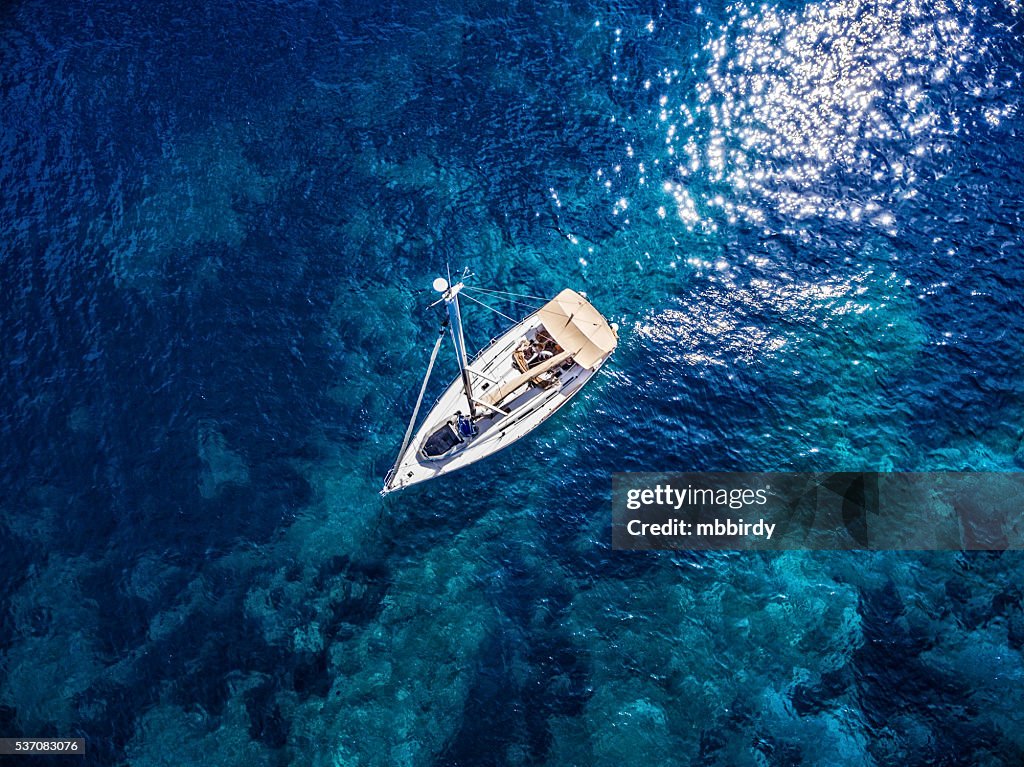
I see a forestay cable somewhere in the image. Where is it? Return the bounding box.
[386,319,448,484]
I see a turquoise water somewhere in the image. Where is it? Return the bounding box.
[2,0,1024,764]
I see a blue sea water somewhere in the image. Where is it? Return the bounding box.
[2,0,1024,764]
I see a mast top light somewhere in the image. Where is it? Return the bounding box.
[433,277,449,293]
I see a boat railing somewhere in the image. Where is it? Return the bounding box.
[417,305,542,421]
[419,324,525,415]
[469,331,503,365]
[419,334,502,415]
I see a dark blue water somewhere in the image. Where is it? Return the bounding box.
[2,0,1024,764]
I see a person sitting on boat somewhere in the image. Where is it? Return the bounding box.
[456,411,477,438]
[513,338,533,373]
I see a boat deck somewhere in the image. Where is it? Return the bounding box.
[383,316,604,493]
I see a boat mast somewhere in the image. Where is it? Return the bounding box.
[434,277,477,418]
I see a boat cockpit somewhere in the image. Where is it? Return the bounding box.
[512,326,571,387]
[421,413,476,459]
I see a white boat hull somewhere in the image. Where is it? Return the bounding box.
[382,310,612,494]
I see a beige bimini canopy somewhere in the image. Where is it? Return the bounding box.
[536,289,617,370]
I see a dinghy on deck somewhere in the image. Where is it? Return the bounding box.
[382,278,617,495]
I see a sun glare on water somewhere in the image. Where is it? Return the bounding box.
[656,0,979,232]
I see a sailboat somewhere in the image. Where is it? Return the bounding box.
[382,275,618,495]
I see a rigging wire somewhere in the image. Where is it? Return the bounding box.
[459,291,519,324]
[384,318,449,487]
[462,285,548,304]
[461,288,541,314]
